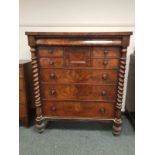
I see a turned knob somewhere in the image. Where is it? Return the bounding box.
[100,108,105,113]
[48,49,53,54]
[101,91,106,96]
[104,50,108,55]
[48,61,54,65]
[102,74,108,80]
[103,60,108,65]
[49,73,56,79]
[51,106,56,112]
[50,89,56,96]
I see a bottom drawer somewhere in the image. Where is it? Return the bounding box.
[43,101,115,119]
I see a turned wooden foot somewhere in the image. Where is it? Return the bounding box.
[35,117,45,133]
[112,119,122,136]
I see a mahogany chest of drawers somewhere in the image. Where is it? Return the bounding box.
[26,32,132,135]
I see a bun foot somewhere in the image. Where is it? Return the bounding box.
[112,119,122,136]
[35,117,45,133]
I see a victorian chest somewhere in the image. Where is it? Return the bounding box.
[26,32,132,135]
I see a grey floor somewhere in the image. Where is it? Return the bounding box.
[19,115,135,155]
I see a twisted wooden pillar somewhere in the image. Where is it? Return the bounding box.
[30,47,44,133]
[112,48,127,136]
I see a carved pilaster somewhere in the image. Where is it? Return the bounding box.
[112,48,127,136]
[30,47,44,133]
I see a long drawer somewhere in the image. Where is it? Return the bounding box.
[40,69,118,84]
[41,84,117,101]
[42,101,114,119]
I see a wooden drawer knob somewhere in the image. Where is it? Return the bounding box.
[102,74,108,80]
[100,108,105,113]
[104,50,108,55]
[103,60,108,65]
[48,61,54,65]
[49,73,56,79]
[48,49,53,54]
[51,106,56,112]
[50,90,56,96]
[101,91,106,96]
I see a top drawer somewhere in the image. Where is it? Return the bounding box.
[38,47,63,57]
[92,47,120,58]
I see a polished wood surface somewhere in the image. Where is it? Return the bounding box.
[43,101,114,118]
[26,32,132,135]
[38,47,63,57]
[19,60,34,127]
[41,84,117,101]
[40,69,118,84]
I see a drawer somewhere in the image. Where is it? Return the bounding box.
[92,47,120,58]
[40,69,118,84]
[38,47,63,57]
[64,47,91,67]
[39,58,64,68]
[41,84,117,101]
[42,101,114,119]
[92,59,119,69]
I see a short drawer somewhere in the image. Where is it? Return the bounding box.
[64,47,91,67]
[40,69,118,84]
[43,101,114,119]
[38,47,63,57]
[92,58,119,69]
[92,47,120,58]
[39,58,64,68]
[41,84,117,101]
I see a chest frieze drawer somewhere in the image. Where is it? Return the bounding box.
[41,84,117,101]
[40,69,118,84]
[43,101,115,119]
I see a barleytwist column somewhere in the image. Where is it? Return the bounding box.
[30,47,44,133]
[112,48,127,136]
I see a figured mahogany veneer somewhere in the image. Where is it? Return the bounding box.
[43,101,114,119]
[41,84,117,101]
[26,32,132,135]
[40,69,118,84]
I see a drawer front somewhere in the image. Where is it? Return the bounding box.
[38,47,63,57]
[39,58,64,68]
[92,47,120,58]
[41,84,117,101]
[43,101,114,119]
[40,69,118,84]
[92,59,119,69]
[64,47,91,67]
